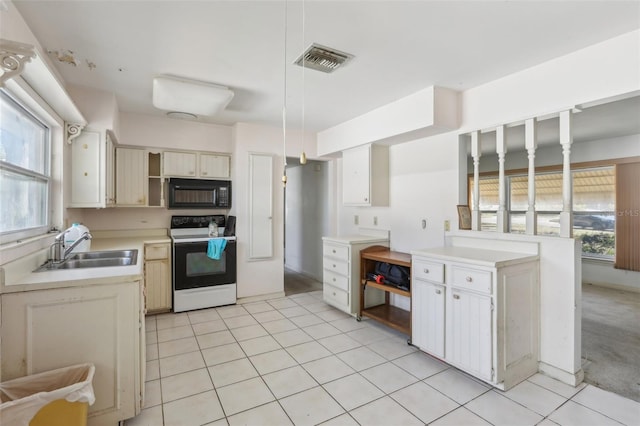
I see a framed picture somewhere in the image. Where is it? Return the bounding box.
[457,205,471,230]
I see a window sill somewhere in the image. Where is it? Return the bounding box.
[582,256,614,265]
[0,232,56,266]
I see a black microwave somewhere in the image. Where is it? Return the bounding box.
[168,179,231,209]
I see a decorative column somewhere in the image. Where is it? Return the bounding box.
[559,110,573,237]
[496,125,508,233]
[525,118,537,235]
[471,131,482,231]
[0,39,36,87]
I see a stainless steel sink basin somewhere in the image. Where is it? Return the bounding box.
[69,250,137,261]
[35,249,138,272]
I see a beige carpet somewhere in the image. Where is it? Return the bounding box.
[581,283,640,402]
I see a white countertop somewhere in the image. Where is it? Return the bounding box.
[1,232,171,294]
[411,246,539,268]
[323,234,389,244]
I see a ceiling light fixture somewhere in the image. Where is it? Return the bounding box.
[152,75,234,117]
[166,111,197,120]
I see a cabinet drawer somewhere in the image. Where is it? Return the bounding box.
[451,266,492,294]
[413,259,445,284]
[323,269,349,293]
[323,257,349,276]
[323,243,349,260]
[145,244,169,260]
[323,284,349,308]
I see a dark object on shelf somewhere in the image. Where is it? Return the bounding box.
[374,261,410,290]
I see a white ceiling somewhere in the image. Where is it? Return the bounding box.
[10,0,640,136]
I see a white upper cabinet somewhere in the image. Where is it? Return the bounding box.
[70,129,116,208]
[163,151,197,177]
[342,144,389,206]
[200,154,230,178]
[116,147,147,206]
[163,151,231,179]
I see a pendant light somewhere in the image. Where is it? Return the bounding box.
[282,0,288,187]
[299,0,307,165]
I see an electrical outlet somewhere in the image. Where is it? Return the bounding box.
[354,215,359,225]
[373,216,378,226]
[444,220,451,231]
[421,219,427,229]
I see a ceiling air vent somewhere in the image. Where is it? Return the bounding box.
[294,43,353,73]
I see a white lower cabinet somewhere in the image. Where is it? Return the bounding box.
[411,247,539,390]
[447,288,492,381]
[144,242,172,313]
[322,235,388,315]
[411,280,445,358]
[1,280,144,425]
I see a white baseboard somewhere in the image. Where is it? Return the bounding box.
[237,291,286,304]
[538,361,584,387]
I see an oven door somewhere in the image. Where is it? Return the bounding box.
[173,239,236,290]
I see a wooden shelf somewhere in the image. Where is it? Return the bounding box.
[359,245,412,338]
[361,304,411,335]
[362,279,410,297]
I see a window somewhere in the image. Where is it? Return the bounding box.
[470,166,616,259]
[0,90,51,242]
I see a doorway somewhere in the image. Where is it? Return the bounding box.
[283,157,330,295]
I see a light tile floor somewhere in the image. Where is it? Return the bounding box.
[126,291,639,426]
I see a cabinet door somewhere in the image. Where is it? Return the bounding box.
[70,130,104,207]
[248,153,273,259]
[116,148,147,206]
[342,145,371,205]
[447,289,493,381]
[1,282,140,424]
[163,151,197,177]
[200,154,230,178]
[145,258,171,312]
[412,280,445,358]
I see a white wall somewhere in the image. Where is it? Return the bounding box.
[232,122,319,299]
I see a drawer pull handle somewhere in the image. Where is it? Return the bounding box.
[332,278,336,282]
[332,249,336,253]
[435,289,441,294]
[333,292,336,296]
[333,264,336,268]
[466,276,473,282]
[453,294,460,300]
[424,268,429,273]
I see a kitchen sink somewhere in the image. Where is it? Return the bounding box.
[69,250,137,261]
[34,249,138,272]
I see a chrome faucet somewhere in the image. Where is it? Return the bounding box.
[64,231,92,259]
[50,230,92,263]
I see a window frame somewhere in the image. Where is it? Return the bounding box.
[0,89,52,243]
[0,80,63,247]
[468,159,630,260]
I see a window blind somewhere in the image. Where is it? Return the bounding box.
[615,162,640,271]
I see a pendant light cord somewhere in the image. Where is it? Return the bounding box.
[282,0,288,169]
[282,0,287,172]
[301,0,305,155]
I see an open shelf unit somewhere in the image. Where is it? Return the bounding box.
[358,245,412,338]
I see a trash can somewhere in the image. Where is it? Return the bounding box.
[0,363,95,426]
